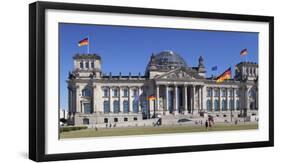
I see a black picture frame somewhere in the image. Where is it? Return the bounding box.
[29,1,274,162]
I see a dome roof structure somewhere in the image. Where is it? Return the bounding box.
[146,50,187,72]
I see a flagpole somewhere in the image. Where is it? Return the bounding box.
[87,35,90,54]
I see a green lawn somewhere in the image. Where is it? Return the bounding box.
[60,123,258,139]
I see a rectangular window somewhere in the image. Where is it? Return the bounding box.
[103,89,108,97]
[123,89,128,97]
[80,62,83,69]
[207,88,212,97]
[222,89,226,97]
[83,103,92,114]
[236,90,240,96]
[229,90,233,97]
[214,89,219,97]
[133,89,138,97]
[85,61,89,68]
[113,89,118,97]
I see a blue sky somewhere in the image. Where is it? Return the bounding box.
[59,23,258,110]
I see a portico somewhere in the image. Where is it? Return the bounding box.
[153,82,205,116]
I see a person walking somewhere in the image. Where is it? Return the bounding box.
[205,120,209,131]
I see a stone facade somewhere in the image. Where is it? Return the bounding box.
[67,51,258,127]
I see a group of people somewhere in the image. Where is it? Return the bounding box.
[105,123,117,128]
[205,116,215,130]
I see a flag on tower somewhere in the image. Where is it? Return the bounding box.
[240,48,248,56]
[78,37,89,47]
[216,67,231,83]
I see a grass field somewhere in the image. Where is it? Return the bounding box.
[60,123,258,139]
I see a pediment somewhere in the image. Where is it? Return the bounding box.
[155,67,199,80]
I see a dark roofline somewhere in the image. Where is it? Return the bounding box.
[73,53,101,60]
[236,61,258,67]
[102,75,147,78]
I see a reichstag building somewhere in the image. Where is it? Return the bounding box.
[67,51,258,126]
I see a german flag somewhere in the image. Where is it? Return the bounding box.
[148,95,156,100]
[216,67,231,83]
[78,37,89,47]
[240,48,248,56]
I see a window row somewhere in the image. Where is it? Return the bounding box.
[206,99,240,111]
[103,88,139,97]
[104,117,138,123]
[79,61,94,69]
[207,88,240,97]
[103,100,139,113]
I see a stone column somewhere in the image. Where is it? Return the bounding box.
[92,86,95,113]
[174,85,178,115]
[198,86,201,111]
[256,88,258,110]
[226,88,228,111]
[165,85,169,115]
[232,88,235,110]
[83,61,86,70]
[192,85,195,114]
[218,87,221,112]
[201,85,203,111]
[184,85,188,115]
[128,87,132,113]
[211,87,214,111]
[68,87,72,112]
[138,87,142,113]
[119,87,123,113]
[245,86,249,111]
[76,86,81,113]
[109,87,113,113]
[156,85,160,112]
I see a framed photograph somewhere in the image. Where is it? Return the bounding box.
[29,1,274,162]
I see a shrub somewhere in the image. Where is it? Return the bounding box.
[60,126,88,133]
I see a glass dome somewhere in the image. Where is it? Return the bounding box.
[147,50,187,71]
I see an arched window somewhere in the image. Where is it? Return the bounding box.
[80,62,83,69]
[236,100,240,110]
[206,99,211,111]
[123,100,129,113]
[82,87,92,97]
[222,99,227,111]
[103,101,110,113]
[214,99,219,111]
[133,100,139,113]
[113,100,119,113]
[83,118,89,125]
[83,103,92,114]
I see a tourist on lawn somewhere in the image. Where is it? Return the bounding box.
[205,120,208,130]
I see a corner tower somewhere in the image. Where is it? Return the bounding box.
[234,62,258,81]
[72,54,102,78]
